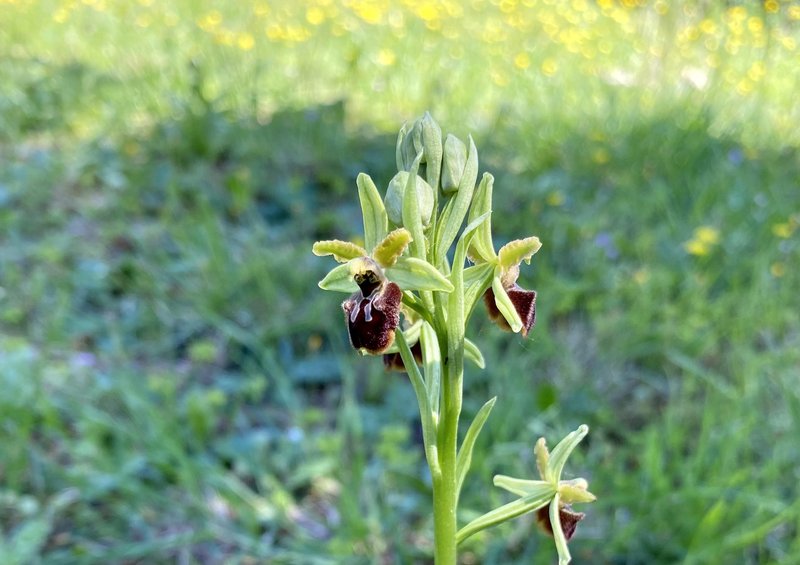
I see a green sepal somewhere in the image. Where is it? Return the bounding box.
[373,228,412,267]
[318,263,358,293]
[498,236,542,271]
[547,425,589,484]
[456,396,496,504]
[493,475,552,498]
[464,338,485,369]
[441,134,467,194]
[357,173,388,252]
[435,135,478,261]
[467,172,497,263]
[491,270,524,332]
[551,492,570,565]
[312,240,368,263]
[386,257,453,292]
[456,482,556,545]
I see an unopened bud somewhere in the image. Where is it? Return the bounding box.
[441,134,467,194]
[384,171,434,227]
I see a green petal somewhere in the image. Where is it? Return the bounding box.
[357,173,388,252]
[312,240,368,263]
[558,479,596,504]
[491,272,524,333]
[318,262,358,293]
[373,228,412,268]
[498,236,542,271]
[385,257,453,292]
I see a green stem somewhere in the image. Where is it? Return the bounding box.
[432,335,463,564]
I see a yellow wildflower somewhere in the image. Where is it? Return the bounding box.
[772,223,794,239]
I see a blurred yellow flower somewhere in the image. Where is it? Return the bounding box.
[237,32,255,51]
[306,6,325,25]
[765,0,779,14]
[514,52,531,69]
[772,222,794,239]
[592,148,610,164]
[770,262,785,278]
[53,8,69,23]
[546,191,564,206]
[684,240,709,256]
[377,48,396,66]
[541,58,558,76]
[695,226,720,245]
[684,226,720,256]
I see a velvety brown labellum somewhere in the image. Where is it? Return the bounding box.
[535,503,585,542]
[484,285,537,336]
[342,282,402,354]
[383,340,423,372]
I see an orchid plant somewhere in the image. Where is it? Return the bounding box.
[312,114,594,564]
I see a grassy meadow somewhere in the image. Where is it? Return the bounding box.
[1,0,799,563]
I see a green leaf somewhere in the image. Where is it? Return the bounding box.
[456,483,555,545]
[456,396,496,502]
[463,262,495,320]
[402,153,428,260]
[386,257,453,292]
[318,263,357,293]
[395,122,409,171]
[547,425,589,483]
[312,240,368,263]
[447,212,489,372]
[467,172,497,263]
[357,173,388,252]
[493,475,552,497]
[464,338,485,368]
[373,228,412,267]
[435,135,478,261]
[396,330,439,477]
[420,321,441,414]
[491,272,523,332]
[498,236,542,270]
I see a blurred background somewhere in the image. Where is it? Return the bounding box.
[1,0,799,563]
